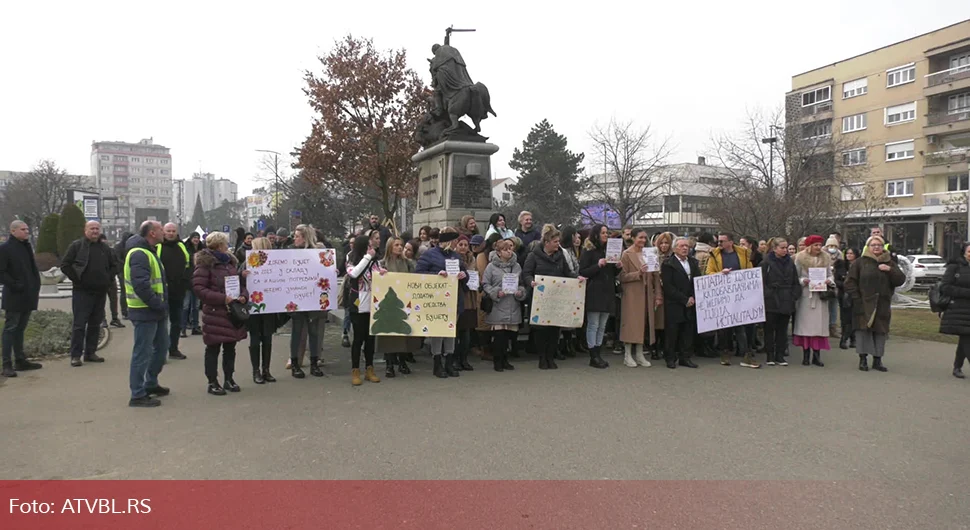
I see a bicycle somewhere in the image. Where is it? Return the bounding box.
[98,320,112,351]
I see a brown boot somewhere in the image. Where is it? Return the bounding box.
[720,352,732,366]
[351,368,363,386]
[364,366,381,383]
[829,324,839,338]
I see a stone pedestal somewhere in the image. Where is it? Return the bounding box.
[412,141,499,232]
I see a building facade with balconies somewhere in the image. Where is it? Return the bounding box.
[90,137,172,238]
[787,19,970,258]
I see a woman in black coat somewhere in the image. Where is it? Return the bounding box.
[833,248,859,349]
[939,242,970,379]
[578,224,614,369]
[523,224,579,370]
[760,238,801,366]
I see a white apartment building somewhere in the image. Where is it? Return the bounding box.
[243,187,273,231]
[90,138,172,234]
[173,172,239,223]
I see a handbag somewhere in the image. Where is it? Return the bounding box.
[929,281,950,314]
[818,286,837,301]
[228,300,250,328]
[480,292,494,314]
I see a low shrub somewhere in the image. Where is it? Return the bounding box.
[34,252,60,272]
[0,310,73,358]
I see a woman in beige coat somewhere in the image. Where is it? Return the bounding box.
[619,228,663,368]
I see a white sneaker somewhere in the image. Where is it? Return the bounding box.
[766,361,776,366]
[777,360,789,366]
[623,346,638,368]
[634,350,652,368]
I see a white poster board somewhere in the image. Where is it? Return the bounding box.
[693,268,765,334]
[642,247,660,272]
[466,270,480,291]
[605,238,623,264]
[245,248,338,314]
[224,276,240,300]
[530,275,586,328]
[808,267,827,292]
[502,273,519,294]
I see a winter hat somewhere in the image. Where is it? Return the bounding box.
[804,235,824,247]
[439,231,460,243]
[824,236,839,247]
[470,235,485,247]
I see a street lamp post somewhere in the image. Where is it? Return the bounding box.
[255,149,282,231]
[761,125,781,183]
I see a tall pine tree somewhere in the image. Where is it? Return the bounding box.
[508,120,586,226]
[189,195,207,231]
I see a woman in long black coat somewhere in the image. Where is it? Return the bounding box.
[845,236,905,372]
[578,223,614,369]
[833,248,859,349]
[760,238,801,366]
[939,242,970,379]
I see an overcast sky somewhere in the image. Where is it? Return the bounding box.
[0,2,964,197]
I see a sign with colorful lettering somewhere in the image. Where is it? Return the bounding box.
[529,275,585,328]
[694,268,765,334]
[370,272,459,337]
[244,249,337,314]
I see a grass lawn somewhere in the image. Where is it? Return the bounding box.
[890,308,955,344]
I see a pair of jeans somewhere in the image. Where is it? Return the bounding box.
[429,336,456,356]
[456,329,471,359]
[350,312,375,368]
[586,311,610,348]
[2,310,31,367]
[763,312,791,360]
[130,319,169,398]
[204,342,237,382]
[343,307,352,335]
[718,325,748,355]
[290,312,323,364]
[70,290,106,359]
[248,314,275,371]
[182,292,199,329]
[168,294,183,354]
[828,299,838,327]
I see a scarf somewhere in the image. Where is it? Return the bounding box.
[862,237,891,263]
[213,251,232,264]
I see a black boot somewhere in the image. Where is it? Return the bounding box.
[433,355,447,378]
[554,339,567,360]
[309,357,324,377]
[872,356,887,372]
[445,355,460,377]
[291,360,305,379]
[858,354,869,372]
[589,346,609,369]
[399,354,411,375]
[564,337,577,358]
[849,335,857,348]
[262,364,276,383]
[385,354,396,378]
[493,353,504,372]
[502,354,515,371]
[459,349,474,371]
[538,351,549,370]
[839,334,849,350]
[575,336,589,354]
[547,349,558,370]
[253,368,265,384]
[802,349,811,366]
[651,343,661,361]
[812,349,824,367]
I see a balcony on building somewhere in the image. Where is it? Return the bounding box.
[924,39,970,98]
[925,91,970,137]
[924,145,969,176]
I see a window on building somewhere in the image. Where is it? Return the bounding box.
[885,102,916,125]
[948,92,970,114]
[115,155,127,162]
[160,159,169,165]
[100,155,109,161]
[886,64,916,87]
[100,165,110,171]
[802,120,832,139]
[886,140,915,161]
[131,157,140,163]
[948,173,970,192]
[886,179,914,197]
[951,53,970,73]
[842,148,867,166]
[843,78,868,99]
[146,169,155,175]
[145,158,154,164]
[801,86,831,107]
[159,169,169,175]
[502,192,510,201]
[840,183,865,201]
[132,167,141,173]
[113,165,126,172]
[842,113,867,133]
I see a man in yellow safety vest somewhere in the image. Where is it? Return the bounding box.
[126,220,170,408]
[156,223,191,360]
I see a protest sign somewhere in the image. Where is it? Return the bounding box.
[466,270,480,291]
[245,248,338,314]
[605,238,623,263]
[808,268,827,292]
[529,275,585,328]
[224,276,240,300]
[445,259,461,276]
[370,272,459,337]
[642,247,659,272]
[502,273,519,294]
[693,268,765,334]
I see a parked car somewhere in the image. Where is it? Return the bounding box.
[905,254,946,284]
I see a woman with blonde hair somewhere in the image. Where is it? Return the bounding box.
[845,235,905,372]
[376,237,419,377]
[792,235,834,367]
[416,229,469,377]
[650,232,674,360]
[458,215,480,237]
[243,237,278,384]
[286,224,327,379]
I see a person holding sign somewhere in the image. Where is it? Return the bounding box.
[619,228,662,368]
[523,224,580,370]
[286,225,329,379]
[578,224,615,369]
[416,230,468,378]
[760,238,800,366]
[376,237,419,378]
[706,232,758,368]
[483,239,526,372]
[792,235,834,367]
[557,226,583,359]
[660,237,700,369]
[192,232,249,396]
[650,232,674,361]
[243,237,279,384]
[455,235,479,371]
[346,235,382,386]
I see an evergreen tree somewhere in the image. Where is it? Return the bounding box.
[508,119,586,226]
[56,203,85,256]
[189,195,207,230]
[371,287,412,335]
[36,213,60,255]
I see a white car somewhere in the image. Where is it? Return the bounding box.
[905,255,946,284]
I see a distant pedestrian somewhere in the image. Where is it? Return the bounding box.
[0,220,43,378]
[939,242,970,379]
[61,220,113,367]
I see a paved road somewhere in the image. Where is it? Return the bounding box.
[2,298,969,528]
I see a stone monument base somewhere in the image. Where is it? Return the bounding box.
[412,141,499,233]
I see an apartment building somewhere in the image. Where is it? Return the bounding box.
[90,138,172,236]
[787,19,970,257]
[172,172,239,224]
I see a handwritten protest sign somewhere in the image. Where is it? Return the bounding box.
[502,273,519,294]
[224,276,240,300]
[370,272,458,337]
[642,247,659,272]
[530,275,585,328]
[808,267,827,292]
[466,270,480,291]
[445,259,461,276]
[694,268,765,334]
[245,249,338,314]
[605,238,623,263]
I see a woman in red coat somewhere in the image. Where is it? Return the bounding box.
[193,231,249,396]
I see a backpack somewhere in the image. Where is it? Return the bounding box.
[929,281,950,314]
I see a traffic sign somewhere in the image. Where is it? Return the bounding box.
[256,219,266,231]
[222,224,231,232]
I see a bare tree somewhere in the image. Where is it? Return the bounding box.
[705,107,893,239]
[586,119,673,227]
[0,160,86,228]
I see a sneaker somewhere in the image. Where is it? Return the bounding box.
[109,319,125,328]
[14,359,42,371]
[169,351,187,360]
[2,366,16,377]
[777,360,789,366]
[191,328,203,336]
[71,358,83,367]
[341,334,351,348]
[83,354,105,363]
[740,356,761,369]
[129,396,161,407]
[766,361,776,366]
[145,386,170,397]
[180,330,188,338]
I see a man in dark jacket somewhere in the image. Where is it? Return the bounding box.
[127,221,170,407]
[0,220,43,377]
[514,211,540,267]
[234,232,253,264]
[182,232,203,336]
[760,238,801,366]
[661,237,700,369]
[101,234,125,328]
[113,231,132,321]
[157,223,190,359]
[61,221,113,366]
[367,214,392,251]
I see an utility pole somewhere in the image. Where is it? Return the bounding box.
[255,149,282,230]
